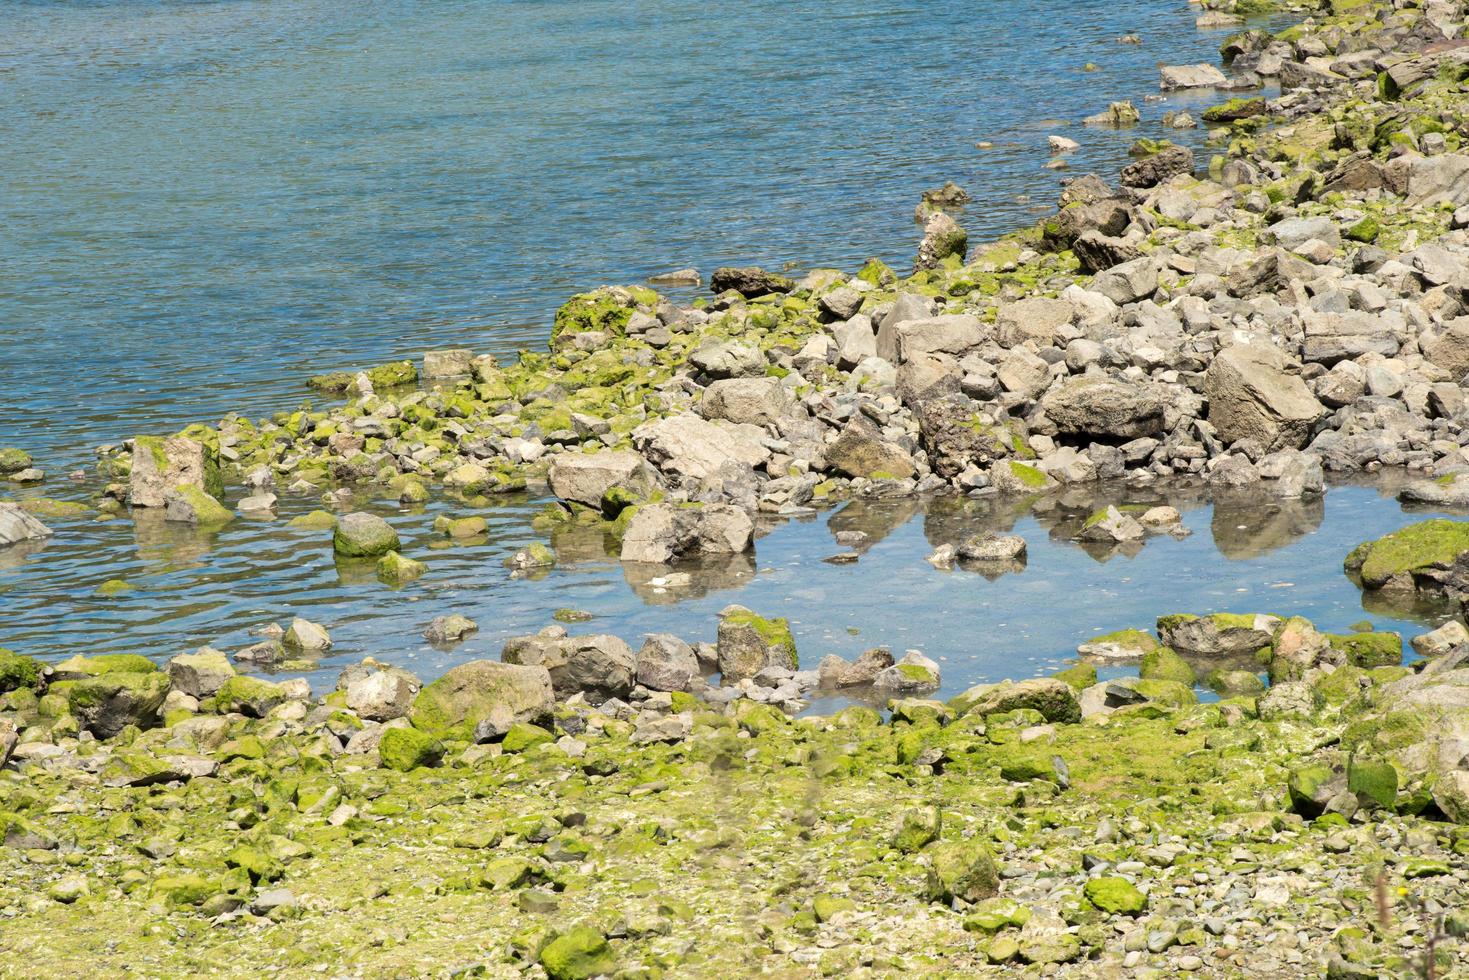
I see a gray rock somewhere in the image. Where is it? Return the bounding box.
[0,503,52,548]
[699,377,795,427]
[548,451,660,509]
[166,648,236,699]
[710,267,795,297]
[1159,63,1227,90]
[873,650,942,692]
[825,416,917,480]
[818,647,895,687]
[632,414,771,482]
[502,629,636,701]
[1091,257,1159,305]
[129,435,219,510]
[636,634,699,692]
[689,339,766,379]
[716,606,797,683]
[333,512,401,558]
[1204,343,1323,451]
[957,534,1028,562]
[346,668,420,722]
[619,503,753,563]
[997,298,1074,348]
[422,349,475,379]
[1158,613,1279,658]
[1078,505,1146,543]
[1042,376,1166,439]
[424,614,478,645]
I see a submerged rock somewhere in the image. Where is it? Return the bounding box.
[0,503,52,548]
[333,512,401,558]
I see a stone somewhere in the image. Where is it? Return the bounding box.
[1120,145,1194,188]
[1159,63,1227,90]
[886,314,987,363]
[1258,680,1323,720]
[915,211,967,271]
[632,414,770,482]
[924,838,1000,904]
[636,634,699,692]
[378,727,444,771]
[166,648,235,699]
[333,512,401,558]
[1157,613,1278,658]
[717,607,798,682]
[825,416,917,480]
[1204,343,1323,451]
[1423,319,1469,381]
[996,297,1074,348]
[873,650,941,692]
[957,534,1027,562]
[689,339,766,379]
[421,348,474,378]
[129,434,221,509]
[1078,505,1144,543]
[699,377,795,427]
[424,614,478,645]
[0,448,33,475]
[710,267,795,297]
[347,669,419,722]
[548,451,659,509]
[954,677,1081,724]
[377,550,427,585]
[1084,876,1147,914]
[164,485,234,526]
[65,671,169,739]
[1411,621,1469,659]
[409,660,555,738]
[282,616,331,653]
[619,503,753,563]
[1042,377,1165,439]
[502,631,636,701]
[818,647,895,687]
[538,926,616,980]
[0,503,53,548]
[1090,257,1159,305]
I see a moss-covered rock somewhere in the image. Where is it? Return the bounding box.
[1084,876,1146,915]
[63,671,169,738]
[0,648,41,693]
[333,512,401,558]
[716,607,797,682]
[1345,520,1469,592]
[376,550,427,585]
[538,926,616,980]
[1139,647,1196,685]
[924,838,1000,904]
[378,727,444,771]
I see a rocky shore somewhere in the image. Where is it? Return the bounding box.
[6,0,1469,975]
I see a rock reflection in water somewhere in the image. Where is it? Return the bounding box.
[622,552,758,605]
[131,508,220,569]
[1210,491,1325,560]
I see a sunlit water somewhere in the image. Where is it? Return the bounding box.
[3,477,1460,699]
[3,0,1283,469]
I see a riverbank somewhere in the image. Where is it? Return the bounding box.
[5,0,1469,975]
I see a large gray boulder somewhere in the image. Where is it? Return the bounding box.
[619,503,753,563]
[716,606,797,682]
[1090,257,1159,305]
[883,315,987,364]
[996,297,1074,349]
[0,503,52,548]
[166,648,236,699]
[1204,343,1323,451]
[632,414,770,482]
[548,451,659,509]
[333,512,401,558]
[689,340,765,379]
[636,634,700,692]
[1424,319,1469,381]
[1041,376,1166,439]
[699,377,795,427]
[1302,310,1404,365]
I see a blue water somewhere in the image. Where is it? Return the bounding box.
[2,0,1274,468]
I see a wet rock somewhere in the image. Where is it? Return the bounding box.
[1204,342,1323,451]
[957,533,1027,562]
[717,606,797,682]
[65,670,170,739]
[408,660,555,737]
[164,485,233,526]
[1157,612,1279,658]
[1078,628,1158,660]
[129,434,221,509]
[332,512,401,558]
[1159,63,1226,90]
[424,614,478,645]
[635,634,699,692]
[548,451,660,509]
[421,348,475,379]
[377,550,426,585]
[235,640,285,665]
[873,650,941,692]
[924,838,1000,904]
[1398,474,1469,509]
[818,646,895,687]
[619,503,753,563]
[1411,620,1469,658]
[1344,519,1469,601]
[709,267,795,297]
[1120,145,1194,188]
[0,503,52,548]
[502,629,635,701]
[282,616,331,653]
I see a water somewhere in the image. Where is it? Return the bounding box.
[2,0,1279,469]
[2,477,1460,699]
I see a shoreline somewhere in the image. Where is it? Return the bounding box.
[5,0,1469,975]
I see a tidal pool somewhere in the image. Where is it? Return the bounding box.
[1,475,1460,702]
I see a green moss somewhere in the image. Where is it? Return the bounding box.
[379,727,444,771]
[551,289,635,345]
[288,510,338,530]
[539,927,616,980]
[0,648,41,693]
[1083,876,1146,915]
[1345,216,1380,243]
[1084,629,1158,655]
[1008,462,1049,489]
[376,550,427,586]
[173,484,234,526]
[1347,520,1469,589]
[722,610,797,668]
[94,579,135,597]
[1053,664,1097,690]
[1326,631,1402,669]
[501,723,553,753]
[1140,648,1196,686]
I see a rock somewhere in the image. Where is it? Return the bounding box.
[1078,505,1146,543]
[699,377,795,427]
[1266,216,1340,251]
[65,671,169,738]
[990,460,1056,494]
[958,534,1027,562]
[129,434,221,509]
[502,630,636,701]
[1204,343,1323,451]
[1301,310,1403,365]
[0,448,33,474]
[1042,377,1166,439]
[0,503,52,548]
[378,727,444,771]
[996,297,1073,349]
[710,267,795,297]
[1411,620,1469,658]
[422,348,474,378]
[1258,680,1324,720]
[163,486,234,526]
[648,267,699,286]
[1344,519,1469,600]
[548,451,659,509]
[915,211,967,271]
[689,339,766,379]
[0,719,17,769]
[1159,64,1227,90]
[1084,876,1147,914]
[632,414,770,482]
[825,416,917,480]
[166,648,235,698]
[377,550,426,585]
[538,925,616,980]
[636,634,699,692]
[1120,145,1194,188]
[333,513,401,558]
[1090,257,1158,305]
[282,616,331,653]
[883,314,987,363]
[1084,101,1140,126]
[924,838,1000,904]
[873,650,941,692]
[1072,231,1140,272]
[630,713,693,745]
[1078,629,1158,660]
[1423,319,1469,381]
[717,607,797,682]
[954,677,1081,724]
[409,660,555,738]
[818,647,895,687]
[424,615,478,645]
[1157,613,1278,658]
[347,669,420,722]
[619,503,753,563]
